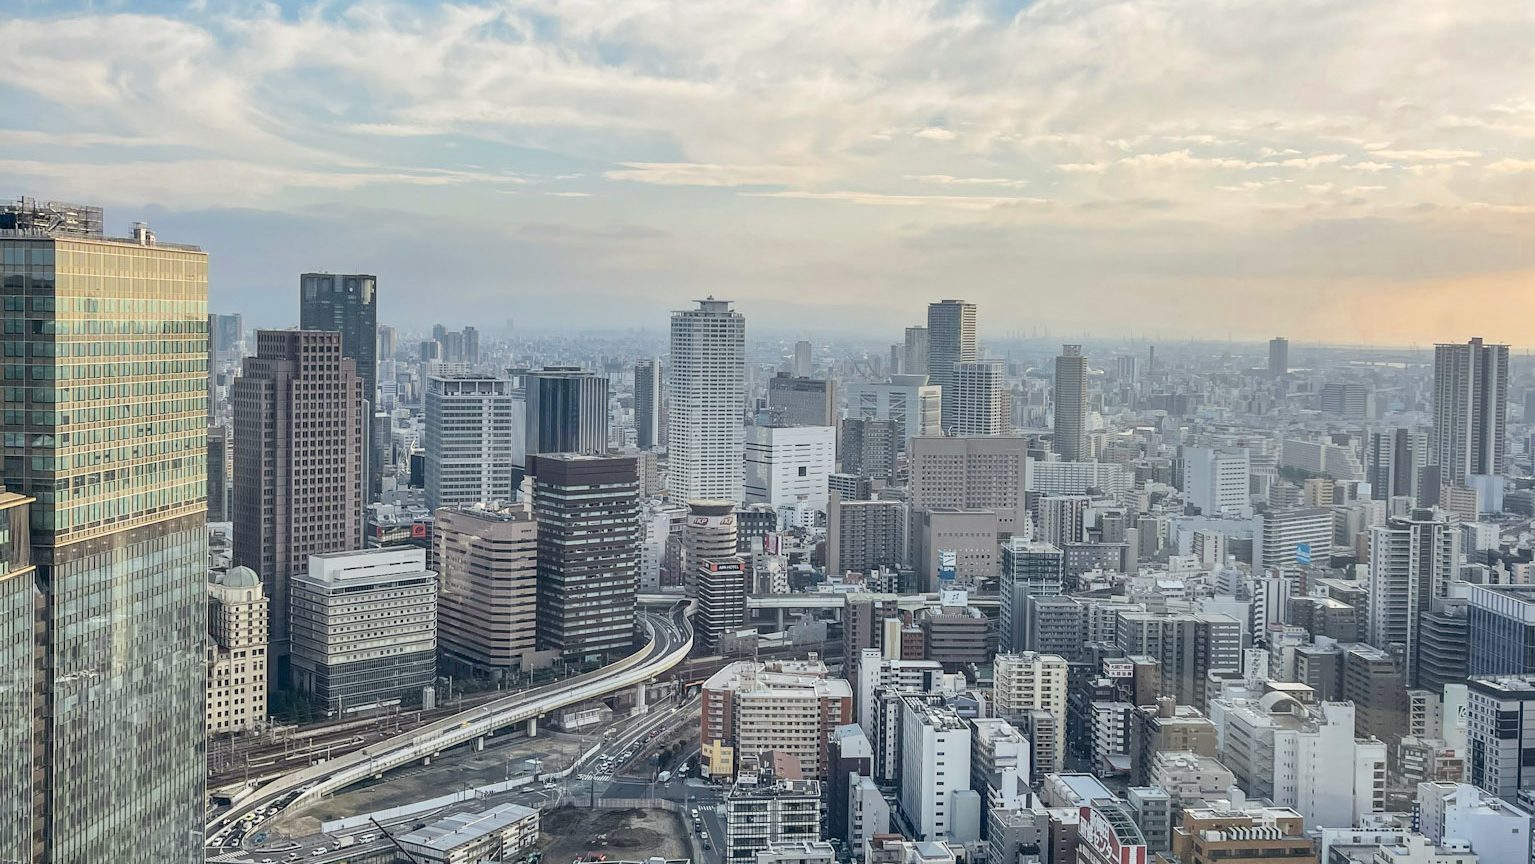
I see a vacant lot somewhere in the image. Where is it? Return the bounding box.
[540,805,689,862]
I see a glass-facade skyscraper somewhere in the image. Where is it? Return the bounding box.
[1,198,208,862]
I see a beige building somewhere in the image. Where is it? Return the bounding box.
[206,566,269,735]
[992,652,1069,770]
[701,659,854,781]
[434,504,540,680]
[914,508,1000,589]
[907,436,1030,536]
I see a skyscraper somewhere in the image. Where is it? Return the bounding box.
[434,505,539,680]
[999,540,1064,653]
[1433,337,1508,484]
[926,300,976,432]
[525,365,610,458]
[668,298,746,502]
[1053,344,1088,461]
[767,373,837,427]
[529,453,639,664]
[301,273,379,495]
[1268,336,1289,377]
[793,339,813,377]
[424,375,519,512]
[1366,427,1429,502]
[234,330,366,682]
[1366,509,1460,685]
[1,199,208,861]
[845,375,942,451]
[463,325,480,365]
[903,325,930,376]
[634,357,662,450]
[952,358,1009,436]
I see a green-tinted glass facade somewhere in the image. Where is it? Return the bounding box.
[0,491,36,862]
[1,231,208,863]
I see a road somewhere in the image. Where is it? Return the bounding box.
[208,603,693,853]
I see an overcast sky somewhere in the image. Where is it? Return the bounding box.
[3,0,1533,344]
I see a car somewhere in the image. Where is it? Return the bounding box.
[543,781,557,790]
[310,849,324,857]
[261,859,275,863]
[359,834,376,843]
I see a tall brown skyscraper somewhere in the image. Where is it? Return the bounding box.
[233,330,365,683]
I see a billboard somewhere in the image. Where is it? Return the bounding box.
[938,549,957,583]
[1295,542,1312,565]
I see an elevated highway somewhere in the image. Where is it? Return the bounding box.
[208,604,693,849]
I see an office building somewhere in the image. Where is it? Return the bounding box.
[1367,509,1460,685]
[1321,381,1372,418]
[290,548,438,714]
[1342,644,1409,742]
[0,201,211,861]
[914,508,999,589]
[529,453,639,664]
[300,272,378,486]
[1170,805,1315,864]
[908,435,1030,536]
[424,375,519,512]
[0,491,35,862]
[993,652,1069,769]
[1434,337,1508,484]
[208,423,231,522]
[840,417,899,480]
[234,330,367,674]
[1367,427,1429,502]
[829,724,877,846]
[904,326,929,376]
[700,659,854,780]
[768,373,837,428]
[1268,336,1289,377]
[206,566,269,734]
[1026,595,1086,659]
[1029,460,1135,496]
[1116,612,1241,711]
[1036,494,1089,548]
[525,365,609,459]
[1053,344,1088,461]
[791,339,814,377]
[680,499,738,595]
[1184,446,1253,518]
[969,717,1028,810]
[952,359,1009,436]
[1415,598,1470,693]
[396,803,540,864]
[1213,697,1385,828]
[1129,699,1219,786]
[1416,782,1533,864]
[726,776,823,862]
[697,556,749,651]
[846,375,943,450]
[1467,584,1535,676]
[998,539,1064,653]
[899,696,978,842]
[1467,675,1535,799]
[927,300,977,432]
[827,495,906,577]
[433,505,539,679]
[634,357,662,450]
[669,298,747,502]
[744,423,836,511]
[211,311,244,358]
[1253,507,1333,572]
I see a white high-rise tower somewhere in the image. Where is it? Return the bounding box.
[668,298,747,502]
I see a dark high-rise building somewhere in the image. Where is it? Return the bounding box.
[376,323,397,360]
[1268,336,1289,377]
[1,199,208,862]
[525,366,610,460]
[463,325,480,365]
[233,330,366,682]
[927,299,977,432]
[697,556,748,651]
[1433,337,1508,483]
[211,311,244,358]
[903,325,929,376]
[529,453,638,664]
[999,539,1064,654]
[767,373,837,427]
[1053,344,1088,461]
[1366,427,1428,502]
[208,423,231,522]
[634,357,662,450]
[300,273,377,409]
[840,416,898,480]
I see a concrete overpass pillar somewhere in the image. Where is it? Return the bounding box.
[474,736,485,752]
[526,716,538,737]
[420,755,432,767]
[777,607,785,630]
[633,682,648,715]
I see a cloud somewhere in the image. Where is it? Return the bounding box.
[743,190,1050,210]
[905,175,1030,188]
[913,127,958,141]
[1364,147,1483,161]
[603,162,809,187]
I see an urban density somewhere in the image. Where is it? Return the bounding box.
[2,3,1535,864]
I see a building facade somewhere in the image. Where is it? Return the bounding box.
[668,298,746,502]
[1433,337,1508,483]
[525,366,610,459]
[744,423,836,512]
[207,566,269,734]
[424,375,518,511]
[1053,344,1089,461]
[927,300,976,433]
[845,375,942,450]
[634,357,662,450]
[290,547,438,714]
[433,505,539,679]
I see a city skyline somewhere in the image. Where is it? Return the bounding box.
[2,1,1533,343]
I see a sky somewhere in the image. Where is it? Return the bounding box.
[2,0,1534,344]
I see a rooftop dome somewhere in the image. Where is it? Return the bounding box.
[221,565,260,589]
